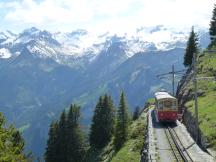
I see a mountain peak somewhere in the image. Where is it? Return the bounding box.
[15,27,60,46]
[22,27,40,34]
[20,27,53,38]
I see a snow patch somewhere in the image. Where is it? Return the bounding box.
[27,44,57,59]
[0,48,12,59]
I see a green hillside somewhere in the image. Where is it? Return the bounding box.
[182,49,216,150]
[111,111,147,162]
[85,110,147,162]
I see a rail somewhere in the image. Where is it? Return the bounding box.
[169,127,194,161]
[164,127,183,162]
[165,125,194,162]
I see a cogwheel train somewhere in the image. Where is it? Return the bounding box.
[154,91,178,122]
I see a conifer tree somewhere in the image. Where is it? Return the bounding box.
[114,92,129,150]
[101,95,115,146]
[67,104,80,127]
[12,130,25,154]
[0,112,27,161]
[89,95,115,149]
[108,95,115,135]
[209,4,216,45]
[184,27,199,67]
[132,106,140,120]
[45,105,86,162]
[66,104,85,162]
[44,121,58,162]
[89,96,103,148]
[57,110,67,162]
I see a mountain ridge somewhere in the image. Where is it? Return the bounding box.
[0,26,209,62]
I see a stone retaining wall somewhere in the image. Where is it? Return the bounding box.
[183,108,208,151]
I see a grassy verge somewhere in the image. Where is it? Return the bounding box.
[184,51,216,149]
[110,111,147,162]
[146,98,155,105]
[85,110,147,162]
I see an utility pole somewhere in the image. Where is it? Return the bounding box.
[156,65,185,96]
[193,52,199,143]
[172,65,175,96]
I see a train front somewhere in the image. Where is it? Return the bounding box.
[155,92,178,122]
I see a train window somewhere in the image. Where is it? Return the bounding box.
[173,101,176,108]
[159,101,163,109]
[164,100,172,107]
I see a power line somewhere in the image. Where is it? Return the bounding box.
[156,65,186,96]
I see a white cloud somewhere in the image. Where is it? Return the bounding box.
[135,0,214,28]
[1,0,215,33]
[4,0,93,24]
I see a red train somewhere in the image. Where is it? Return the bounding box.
[154,91,178,122]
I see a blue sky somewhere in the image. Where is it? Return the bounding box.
[0,0,215,34]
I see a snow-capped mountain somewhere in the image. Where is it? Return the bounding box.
[0,26,210,66]
[53,29,108,59]
[53,26,189,58]
[14,27,60,46]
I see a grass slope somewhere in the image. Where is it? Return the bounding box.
[184,50,216,149]
[85,110,147,162]
[111,112,147,162]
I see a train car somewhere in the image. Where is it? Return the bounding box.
[154,91,178,122]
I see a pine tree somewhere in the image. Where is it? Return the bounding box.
[89,95,115,149]
[132,106,140,120]
[66,104,85,162]
[45,121,58,162]
[0,112,27,161]
[108,95,115,135]
[45,105,86,162]
[57,110,67,162]
[101,95,115,146]
[184,27,199,67]
[114,92,129,150]
[89,96,103,148]
[12,130,25,154]
[67,104,80,127]
[209,4,216,46]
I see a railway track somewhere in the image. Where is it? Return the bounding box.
[164,125,194,162]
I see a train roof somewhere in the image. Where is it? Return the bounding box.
[154,91,176,100]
